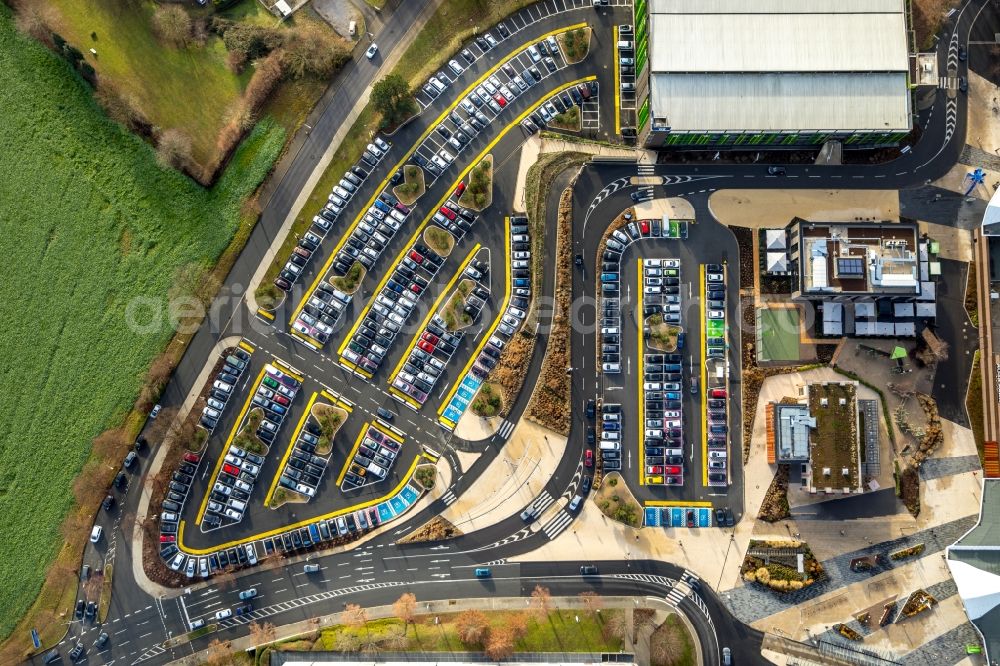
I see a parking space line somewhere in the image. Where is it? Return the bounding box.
[290,25,586,333]
[338,70,592,368]
[180,456,423,555]
[637,259,645,486]
[386,243,482,382]
[613,26,621,135]
[699,265,708,488]
[437,220,512,419]
[335,427,369,486]
[262,391,319,508]
[193,366,269,525]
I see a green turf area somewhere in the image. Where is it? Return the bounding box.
[757,307,801,362]
[49,0,246,166]
[0,9,283,639]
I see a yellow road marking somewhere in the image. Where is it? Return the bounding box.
[386,243,482,381]
[335,427,368,485]
[263,392,320,507]
[289,24,588,330]
[371,421,404,443]
[438,219,513,417]
[270,359,304,383]
[613,26,621,136]
[195,367,268,524]
[320,389,354,410]
[700,264,708,487]
[179,455,423,555]
[338,75,597,362]
[256,309,275,321]
[644,500,712,508]
[637,259,645,486]
[238,340,256,353]
[389,387,421,410]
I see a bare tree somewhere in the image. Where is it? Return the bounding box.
[485,626,516,660]
[507,612,529,640]
[530,584,552,617]
[95,83,147,132]
[602,610,628,642]
[152,5,192,47]
[13,0,59,46]
[343,603,369,639]
[281,23,349,78]
[383,624,408,650]
[648,619,685,666]
[334,630,361,652]
[156,128,192,171]
[578,591,603,613]
[392,592,417,628]
[248,621,276,646]
[455,610,490,646]
[203,639,232,666]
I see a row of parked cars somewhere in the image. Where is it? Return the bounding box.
[201,348,252,431]
[274,135,391,295]
[276,417,330,499]
[156,447,202,565]
[341,424,402,490]
[521,82,596,134]
[204,365,301,529]
[703,263,730,488]
[596,402,623,472]
[342,238,444,375]
[643,352,686,486]
[393,310,468,407]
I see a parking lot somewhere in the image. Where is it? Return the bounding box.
[589,204,743,514]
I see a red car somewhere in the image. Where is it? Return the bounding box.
[410,283,423,294]
[584,450,593,468]
[454,183,466,198]
[417,340,435,354]
[421,331,440,345]
[272,395,291,406]
[640,220,650,234]
[493,93,507,107]
[408,250,424,264]
[439,206,457,220]
[665,466,682,475]
[686,510,696,527]
[183,452,200,464]
[160,535,175,543]
[223,463,240,477]
[646,465,663,474]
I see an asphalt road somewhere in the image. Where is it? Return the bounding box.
[43,0,994,664]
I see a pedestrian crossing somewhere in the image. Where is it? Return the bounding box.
[666,581,689,605]
[534,490,555,514]
[637,164,656,175]
[939,76,958,90]
[441,489,457,506]
[496,419,516,439]
[541,510,574,540]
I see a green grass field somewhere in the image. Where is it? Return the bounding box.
[0,8,283,640]
[757,307,801,362]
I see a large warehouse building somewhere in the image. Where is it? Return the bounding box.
[637,0,913,150]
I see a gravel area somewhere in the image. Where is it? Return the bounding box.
[919,454,982,481]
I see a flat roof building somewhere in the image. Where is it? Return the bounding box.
[637,0,912,150]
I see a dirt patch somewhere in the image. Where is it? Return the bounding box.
[968,351,985,464]
[424,226,455,257]
[471,382,503,417]
[398,515,463,543]
[593,472,641,527]
[757,464,791,522]
[525,187,573,435]
[393,165,425,206]
[490,331,537,418]
[549,106,580,132]
[458,155,493,211]
[912,0,960,50]
[731,226,755,290]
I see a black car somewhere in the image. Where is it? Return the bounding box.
[69,644,84,663]
[102,494,115,511]
[85,601,96,620]
[203,513,222,527]
[580,565,598,575]
[497,22,509,38]
[724,507,735,527]
[475,36,489,50]
[462,48,475,64]
[586,399,595,418]
[75,599,85,619]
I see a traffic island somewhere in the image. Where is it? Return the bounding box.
[457,155,493,211]
[398,515,463,544]
[556,26,592,64]
[330,261,365,294]
[471,382,503,417]
[423,225,455,257]
[312,403,348,457]
[440,279,474,331]
[740,539,824,593]
[549,106,581,132]
[593,473,642,527]
[645,314,679,352]
[392,165,425,206]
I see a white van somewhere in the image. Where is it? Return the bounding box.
[617,40,633,50]
[90,525,103,543]
[228,499,247,512]
[599,441,620,451]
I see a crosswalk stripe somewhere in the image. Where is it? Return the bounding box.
[542,510,573,539]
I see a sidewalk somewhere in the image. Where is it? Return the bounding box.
[128,335,243,598]
[246,0,448,312]
[170,595,689,665]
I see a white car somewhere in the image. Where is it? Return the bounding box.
[234,479,252,493]
[296,484,316,497]
[215,608,233,620]
[229,445,246,457]
[527,45,541,62]
[507,307,526,319]
[224,508,242,520]
[644,382,662,391]
[513,251,531,259]
[708,310,724,319]
[241,461,260,476]
[225,454,241,466]
[213,482,232,496]
[170,553,186,571]
[707,273,723,282]
[365,43,378,59]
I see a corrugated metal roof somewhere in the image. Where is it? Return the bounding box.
[649,72,910,132]
[648,13,907,73]
[649,0,903,14]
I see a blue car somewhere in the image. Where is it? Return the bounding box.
[474,567,491,578]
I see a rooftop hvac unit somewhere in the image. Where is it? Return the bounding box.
[822,467,832,476]
[820,398,829,406]
[842,468,850,477]
[839,398,847,406]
